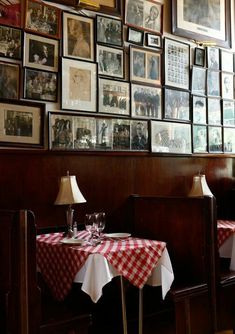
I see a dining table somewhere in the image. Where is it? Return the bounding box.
[217,219,235,271]
[36,230,174,334]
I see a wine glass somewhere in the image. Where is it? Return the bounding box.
[96,212,106,239]
[84,214,96,242]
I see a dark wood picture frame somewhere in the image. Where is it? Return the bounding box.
[0,61,20,100]
[0,25,22,60]
[127,27,144,46]
[97,44,124,79]
[164,87,190,122]
[192,124,208,153]
[146,33,162,49]
[96,14,123,47]
[194,47,205,67]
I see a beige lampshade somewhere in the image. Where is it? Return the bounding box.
[55,174,86,205]
[188,174,213,197]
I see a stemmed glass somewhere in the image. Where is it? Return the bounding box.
[95,212,106,240]
[84,214,96,244]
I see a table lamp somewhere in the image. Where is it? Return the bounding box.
[188,174,213,197]
[55,171,86,237]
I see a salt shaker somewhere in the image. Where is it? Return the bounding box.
[73,221,78,238]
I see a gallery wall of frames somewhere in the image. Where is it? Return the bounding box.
[0,0,234,155]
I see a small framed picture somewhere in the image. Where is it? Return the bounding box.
[127,27,144,46]
[97,44,124,79]
[208,98,221,125]
[96,15,123,47]
[131,83,162,119]
[130,46,161,85]
[151,120,192,154]
[220,50,234,73]
[221,72,234,100]
[146,33,162,49]
[24,33,59,72]
[49,113,74,150]
[222,100,235,126]
[130,120,149,151]
[207,47,220,70]
[112,119,131,150]
[0,1,22,27]
[23,68,58,102]
[224,127,235,153]
[207,70,221,97]
[99,78,130,116]
[0,61,20,100]
[96,118,113,150]
[0,100,44,148]
[192,96,207,124]
[74,116,96,149]
[25,0,61,39]
[63,12,94,62]
[0,25,22,60]
[208,126,222,153]
[61,58,97,112]
[191,66,206,96]
[194,47,205,67]
[193,125,207,153]
[164,88,190,121]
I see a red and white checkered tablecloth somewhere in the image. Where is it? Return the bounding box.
[217,220,235,248]
[37,231,166,301]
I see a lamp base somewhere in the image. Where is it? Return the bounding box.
[66,206,74,237]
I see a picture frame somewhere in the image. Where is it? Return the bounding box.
[208,126,222,153]
[99,78,130,116]
[97,44,124,79]
[130,119,149,151]
[207,70,221,97]
[194,47,205,67]
[96,15,123,47]
[112,118,130,150]
[151,120,192,154]
[61,58,97,112]
[221,72,234,100]
[24,33,59,72]
[172,0,231,49]
[192,95,207,124]
[131,83,162,119]
[73,116,96,149]
[25,0,61,39]
[0,99,44,148]
[146,33,162,49]
[193,125,207,153]
[127,27,144,46]
[0,0,23,27]
[164,88,190,121]
[224,127,235,153]
[63,12,94,62]
[220,49,234,73]
[207,47,220,70]
[164,38,190,90]
[130,46,161,85]
[222,100,235,126]
[96,118,113,150]
[191,66,206,96]
[207,98,221,125]
[0,61,20,100]
[0,25,22,60]
[49,112,74,150]
[125,0,163,35]
[23,68,58,102]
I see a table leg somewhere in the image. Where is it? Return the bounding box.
[120,276,128,334]
[139,288,143,334]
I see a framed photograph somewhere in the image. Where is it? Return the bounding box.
[193,125,207,153]
[220,50,234,73]
[74,116,96,149]
[127,27,144,46]
[146,33,162,48]
[208,98,221,125]
[130,46,161,85]
[224,127,235,153]
[63,12,94,62]
[112,119,130,150]
[222,100,235,126]
[0,1,22,27]
[97,44,124,79]
[208,126,222,152]
[125,0,163,35]
[0,100,44,148]
[172,0,231,49]
[191,66,206,96]
[24,33,59,72]
[0,25,22,60]
[192,95,207,124]
[130,120,149,151]
[49,113,74,150]
[164,38,190,90]
[207,70,221,97]
[25,0,61,39]
[207,47,220,70]
[97,15,123,47]
[0,61,20,100]
[221,72,234,100]
[194,47,205,67]
[151,120,192,154]
[131,83,162,119]
[23,68,58,102]
[61,58,97,112]
[96,118,113,150]
[99,78,130,116]
[164,88,190,121]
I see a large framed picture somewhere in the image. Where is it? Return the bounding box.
[191,66,206,96]
[0,61,20,100]
[224,127,235,153]
[131,83,162,119]
[97,44,124,79]
[24,33,59,72]
[172,0,231,49]
[0,0,22,27]
[125,0,163,35]
[151,120,192,154]
[164,38,190,90]
[130,120,149,151]
[99,78,130,116]
[61,58,97,112]
[25,0,61,39]
[96,15,123,47]
[63,12,94,62]
[192,95,207,124]
[0,100,44,148]
[208,126,222,153]
[130,46,161,85]
[223,100,235,126]
[0,25,22,60]
[164,88,190,121]
[193,125,207,153]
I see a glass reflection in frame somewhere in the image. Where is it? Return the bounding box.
[208,126,222,153]
[95,118,113,150]
[191,66,206,96]
[193,125,207,153]
[208,98,221,125]
[224,127,235,153]
[223,100,235,126]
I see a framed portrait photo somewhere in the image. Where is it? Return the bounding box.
[112,118,131,150]
[0,0,23,27]
[130,119,149,151]
[220,49,234,73]
[0,25,22,60]
[172,0,231,49]
[73,116,96,150]
[0,61,20,100]
[96,118,113,150]
[208,98,221,125]
[24,33,59,72]
[146,33,162,49]
[224,127,235,153]
[127,27,144,46]
[221,72,234,100]
[63,12,94,62]
[193,125,207,153]
[99,78,130,116]
[191,66,206,96]
[194,47,205,67]
[97,44,124,79]
[0,100,44,148]
[49,112,74,150]
[192,95,207,124]
[207,70,221,97]
[96,15,123,47]
[207,47,220,70]
[164,88,190,121]
[208,126,222,153]
[61,58,97,112]
[222,100,235,126]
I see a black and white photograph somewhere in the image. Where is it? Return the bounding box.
[99,78,130,115]
[191,66,206,96]
[97,44,124,79]
[96,118,112,150]
[207,47,220,70]
[193,125,207,153]
[208,98,221,125]
[221,72,234,100]
[220,50,234,73]
[146,33,162,48]
[131,120,148,151]
[224,127,235,153]
[223,100,235,126]
[0,62,19,99]
[131,83,161,119]
[24,68,57,102]
[0,25,22,59]
[207,70,221,97]
[127,27,144,45]
[192,95,207,124]
[74,116,96,150]
[208,126,222,152]
[96,15,122,47]
[112,119,130,150]
[50,113,73,149]
[194,47,205,67]
[164,88,190,121]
